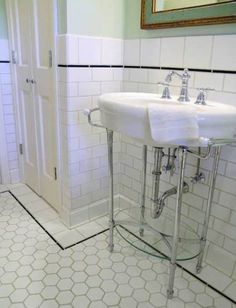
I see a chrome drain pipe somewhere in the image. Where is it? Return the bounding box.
[153,182,189,219]
[151,147,164,218]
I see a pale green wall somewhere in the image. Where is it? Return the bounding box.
[65,0,125,38]
[124,0,236,38]
[0,0,8,39]
[57,0,67,34]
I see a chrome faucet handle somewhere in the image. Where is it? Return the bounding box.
[183,68,191,79]
[158,82,171,99]
[195,87,215,105]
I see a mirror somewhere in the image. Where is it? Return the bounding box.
[153,0,233,12]
[141,0,236,29]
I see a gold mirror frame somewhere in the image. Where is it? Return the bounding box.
[141,0,236,29]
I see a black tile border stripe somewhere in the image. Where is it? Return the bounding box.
[119,225,236,306]
[0,190,108,250]
[58,64,236,75]
[2,60,235,74]
[58,64,123,68]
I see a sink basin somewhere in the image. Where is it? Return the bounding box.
[98,92,236,147]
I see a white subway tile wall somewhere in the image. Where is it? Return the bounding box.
[121,34,236,297]
[57,35,123,226]
[0,39,20,183]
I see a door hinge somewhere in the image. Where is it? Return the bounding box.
[54,167,57,180]
[48,50,53,68]
[12,50,17,64]
[19,144,23,155]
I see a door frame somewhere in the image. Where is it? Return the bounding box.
[0,81,10,184]
[5,0,63,212]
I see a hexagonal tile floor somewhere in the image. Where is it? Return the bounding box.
[0,191,235,307]
[0,184,106,249]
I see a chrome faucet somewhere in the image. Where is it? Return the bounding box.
[162,68,191,102]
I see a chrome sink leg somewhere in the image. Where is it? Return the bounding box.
[167,147,187,299]
[196,146,221,274]
[139,145,148,237]
[107,129,114,252]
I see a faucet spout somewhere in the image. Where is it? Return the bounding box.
[164,68,191,102]
[178,68,191,102]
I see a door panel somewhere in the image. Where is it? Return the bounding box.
[39,96,55,178]
[16,0,31,66]
[33,0,52,68]
[20,90,39,190]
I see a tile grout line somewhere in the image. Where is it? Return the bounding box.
[0,190,108,251]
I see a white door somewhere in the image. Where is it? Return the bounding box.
[12,0,40,193]
[9,0,59,209]
[31,0,59,208]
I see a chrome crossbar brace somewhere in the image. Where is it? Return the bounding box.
[83,108,104,128]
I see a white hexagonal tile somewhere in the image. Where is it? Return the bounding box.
[27,281,44,294]
[98,258,113,269]
[57,278,73,291]
[72,261,87,271]
[112,262,127,273]
[1,272,17,284]
[72,271,88,283]
[29,270,46,281]
[189,280,205,294]
[0,284,14,297]
[13,277,31,289]
[214,296,233,308]
[89,301,107,308]
[174,277,189,290]
[4,261,20,272]
[133,288,149,302]
[43,274,60,286]
[56,291,74,305]
[24,295,43,308]
[84,255,99,265]
[72,295,90,308]
[10,289,28,303]
[117,284,133,297]
[150,293,167,307]
[196,293,213,307]
[45,264,60,275]
[129,277,145,289]
[40,300,59,308]
[72,283,88,296]
[86,275,102,288]
[85,265,100,276]
[99,268,115,280]
[87,288,104,301]
[127,266,142,277]
[179,289,196,303]
[115,272,130,285]
[103,292,120,306]
[101,280,118,292]
[42,286,59,299]
[120,297,137,308]
[141,269,157,281]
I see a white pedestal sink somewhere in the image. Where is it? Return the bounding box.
[99,92,236,147]
[85,92,236,299]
